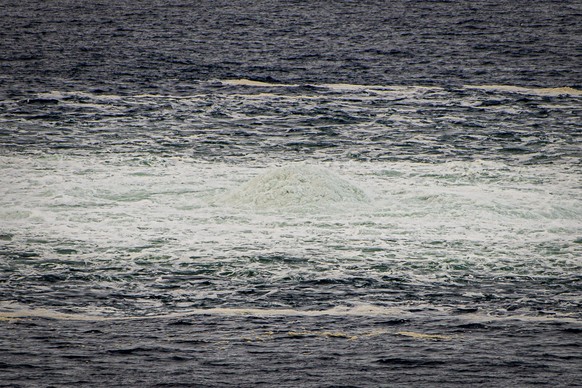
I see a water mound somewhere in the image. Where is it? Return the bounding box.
[221,165,368,210]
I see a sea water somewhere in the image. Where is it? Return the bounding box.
[1,0,581,386]
[1,82,579,316]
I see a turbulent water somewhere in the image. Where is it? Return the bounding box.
[1,0,581,386]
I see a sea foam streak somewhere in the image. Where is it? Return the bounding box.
[465,84,582,96]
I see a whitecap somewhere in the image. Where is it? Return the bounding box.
[465,84,582,96]
[220,79,298,87]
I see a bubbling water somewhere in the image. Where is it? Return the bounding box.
[218,164,369,210]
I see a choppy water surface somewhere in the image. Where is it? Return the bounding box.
[1,82,580,317]
[1,0,581,386]
[1,81,581,386]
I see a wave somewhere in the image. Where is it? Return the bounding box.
[465,84,582,96]
[220,79,581,96]
[28,81,581,106]
[2,302,578,324]
[220,79,298,87]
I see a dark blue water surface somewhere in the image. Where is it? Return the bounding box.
[1,0,581,96]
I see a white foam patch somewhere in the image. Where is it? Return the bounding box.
[221,79,298,87]
[1,302,578,324]
[321,83,442,94]
[0,154,580,283]
[218,164,369,210]
[465,84,582,96]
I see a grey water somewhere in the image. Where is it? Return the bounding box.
[1,0,581,386]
